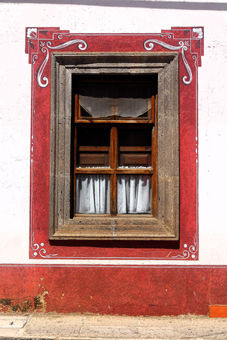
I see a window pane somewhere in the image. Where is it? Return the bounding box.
[76,127,110,167]
[117,175,151,214]
[78,81,153,119]
[118,128,152,167]
[76,175,110,214]
[77,127,110,146]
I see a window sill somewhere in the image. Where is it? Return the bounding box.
[50,216,178,241]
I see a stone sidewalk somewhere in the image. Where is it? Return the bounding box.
[0,314,227,339]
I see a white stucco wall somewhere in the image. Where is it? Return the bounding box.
[0,0,227,265]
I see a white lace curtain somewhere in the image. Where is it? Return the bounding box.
[117,175,151,213]
[78,83,152,118]
[76,175,151,214]
[76,175,110,214]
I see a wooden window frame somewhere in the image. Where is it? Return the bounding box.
[49,52,179,241]
[74,76,157,216]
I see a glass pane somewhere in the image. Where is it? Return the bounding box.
[117,175,151,214]
[76,127,110,167]
[119,128,151,146]
[78,81,153,119]
[77,127,110,146]
[118,128,152,167]
[76,175,110,214]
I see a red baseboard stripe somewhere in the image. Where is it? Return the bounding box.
[210,306,227,317]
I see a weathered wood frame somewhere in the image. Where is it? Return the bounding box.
[49,52,179,240]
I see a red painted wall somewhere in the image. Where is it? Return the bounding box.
[0,266,227,315]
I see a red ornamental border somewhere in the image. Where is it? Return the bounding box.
[25,27,204,261]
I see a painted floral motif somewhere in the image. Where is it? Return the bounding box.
[36,38,87,88]
[31,234,58,258]
[144,39,192,85]
[170,236,198,260]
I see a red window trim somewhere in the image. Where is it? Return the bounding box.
[25,26,204,260]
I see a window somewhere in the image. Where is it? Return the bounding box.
[73,74,157,216]
[49,53,179,241]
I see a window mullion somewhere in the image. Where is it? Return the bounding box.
[152,95,158,216]
[73,127,77,216]
[110,126,118,215]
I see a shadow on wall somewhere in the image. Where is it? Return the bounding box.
[0,0,227,11]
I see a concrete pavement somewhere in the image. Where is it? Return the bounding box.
[0,313,227,339]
